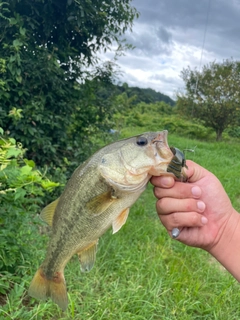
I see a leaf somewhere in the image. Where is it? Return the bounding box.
[14,188,26,200]
[24,159,35,168]
[6,147,21,159]
[9,55,16,63]
[9,17,17,25]
[19,27,26,36]
[20,165,32,175]
[41,180,60,190]
[9,138,16,145]
[16,76,22,83]
[13,39,23,47]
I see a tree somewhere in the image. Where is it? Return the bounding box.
[0,0,138,167]
[177,60,240,141]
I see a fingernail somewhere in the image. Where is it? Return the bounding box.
[197,201,206,212]
[201,216,208,224]
[191,186,201,198]
[171,228,180,239]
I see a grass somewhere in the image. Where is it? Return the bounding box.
[1,129,240,319]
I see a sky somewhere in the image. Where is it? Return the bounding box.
[103,0,240,99]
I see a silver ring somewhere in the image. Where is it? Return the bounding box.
[171,228,180,239]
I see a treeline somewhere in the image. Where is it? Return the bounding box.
[102,83,175,106]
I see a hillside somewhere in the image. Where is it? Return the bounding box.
[97,82,175,106]
[115,83,175,106]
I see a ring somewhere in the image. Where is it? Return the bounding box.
[171,228,180,239]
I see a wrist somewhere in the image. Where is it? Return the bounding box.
[208,209,240,281]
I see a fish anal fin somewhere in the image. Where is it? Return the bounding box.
[77,241,98,272]
[86,190,117,215]
[112,208,130,234]
[28,267,68,311]
[40,198,59,227]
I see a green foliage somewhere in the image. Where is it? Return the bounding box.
[160,116,215,140]
[116,101,173,127]
[0,0,138,169]
[0,128,59,275]
[227,126,240,138]
[103,82,176,106]
[177,59,240,141]
[114,101,215,141]
[1,0,138,69]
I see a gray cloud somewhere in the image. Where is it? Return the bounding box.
[125,25,173,56]
[157,26,172,44]
[104,0,240,98]
[132,0,240,54]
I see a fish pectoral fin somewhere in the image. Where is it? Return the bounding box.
[86,190,117,215]
[40,198,59,227]
[77,241,98,272]
[112,208,130,234]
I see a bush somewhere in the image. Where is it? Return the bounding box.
[227,126,240,138]
[0,128,59,276]
[114,101,214,141]
[161,116,215,140]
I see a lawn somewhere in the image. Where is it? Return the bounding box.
[1,131,240,320]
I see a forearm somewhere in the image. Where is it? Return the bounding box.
[208,209,240,281]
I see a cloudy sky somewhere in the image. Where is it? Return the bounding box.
[104,0,240,99]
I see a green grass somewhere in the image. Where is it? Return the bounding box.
[1,130,240,319]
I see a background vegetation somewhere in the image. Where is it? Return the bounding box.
[1,123,240,320]
[177,59,240,141]
[1,0,240,319]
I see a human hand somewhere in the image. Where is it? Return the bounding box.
[151,160,238,253]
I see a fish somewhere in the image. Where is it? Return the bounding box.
[28,130,186,310]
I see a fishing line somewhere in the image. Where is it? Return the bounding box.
[172,0,212,239]
[185,0,212,160]
[193,0,212,101]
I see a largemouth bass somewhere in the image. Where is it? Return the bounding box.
[28,130,186,310]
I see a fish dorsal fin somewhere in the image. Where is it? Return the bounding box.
[40,198,59,227]
[77,241,98,272]
[86,190,117,215]
[112,208,130,234]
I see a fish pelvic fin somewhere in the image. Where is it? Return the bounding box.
[28,267,68,311]
[112,208,130,234]
[77,241,98,272]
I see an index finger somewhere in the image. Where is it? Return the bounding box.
[150,175,175,188]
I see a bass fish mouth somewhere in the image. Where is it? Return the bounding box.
[167,147,188,182]
[152,130,169,147]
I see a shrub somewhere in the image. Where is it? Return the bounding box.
[0,128,59,276]
[227,126,240,138]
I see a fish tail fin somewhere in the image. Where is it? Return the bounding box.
[28,267,68,311]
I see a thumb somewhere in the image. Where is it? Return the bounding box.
[185,160,209,183]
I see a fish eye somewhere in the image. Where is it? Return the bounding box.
[136,136,148,146]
